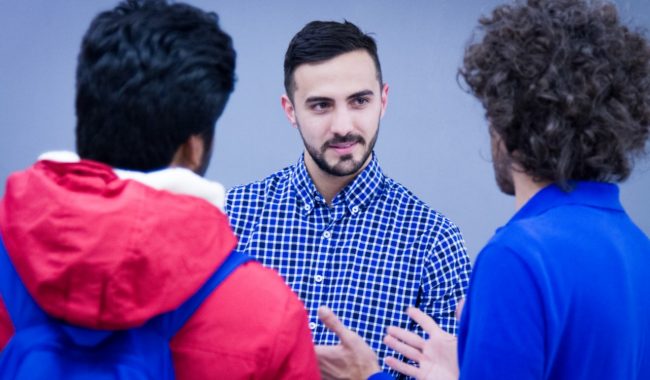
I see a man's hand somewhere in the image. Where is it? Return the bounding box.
[315,306,381,380]
[455,298,465,320]
[383,307,459,380]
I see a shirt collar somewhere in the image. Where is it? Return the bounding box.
[508,181,623,225]
[291,154,321,214]
[291,153,385,215]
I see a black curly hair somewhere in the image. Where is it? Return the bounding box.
[461,0,650,189]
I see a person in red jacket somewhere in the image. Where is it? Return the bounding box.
[0,0,319,378]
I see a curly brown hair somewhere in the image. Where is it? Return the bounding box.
[461,0,650,189]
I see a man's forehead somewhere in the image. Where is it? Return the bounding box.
[292,50,380,100]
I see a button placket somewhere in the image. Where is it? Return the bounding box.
[312,207,335,340]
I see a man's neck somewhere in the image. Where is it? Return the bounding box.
[303,152,369,205]
[512,170,550,211]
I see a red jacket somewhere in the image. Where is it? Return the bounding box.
[0,159,320,379]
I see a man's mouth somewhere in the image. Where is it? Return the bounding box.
[330,141,356,149]
[327,139,361,155]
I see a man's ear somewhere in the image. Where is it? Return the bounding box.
[379,83,389,119]
[281,94,298,128]
[170,134,204,171]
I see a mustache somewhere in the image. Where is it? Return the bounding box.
[325,134,365,146]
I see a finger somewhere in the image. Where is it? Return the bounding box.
[384,356,420,378]
[318,306,353,340]
[407,307,446,337]
[383,334,423,362]
[314,344,338,358]
[455,298,465,320]
[314,344,337,355]
[385,325,426,350]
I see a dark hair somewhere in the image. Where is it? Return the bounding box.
[461,0,650,189]
[284,20,382,100]
[75,0,236,171]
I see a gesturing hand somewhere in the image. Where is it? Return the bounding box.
[315,306,381,380]
[383,307,459,380]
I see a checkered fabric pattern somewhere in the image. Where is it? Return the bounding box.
[226,154,471,376]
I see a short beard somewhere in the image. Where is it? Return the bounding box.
[491,132,515,195]
[493,154,515,195]
[301,128,379,177]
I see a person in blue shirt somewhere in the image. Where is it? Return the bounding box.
[327,0,650,379]
[226,20,472,378]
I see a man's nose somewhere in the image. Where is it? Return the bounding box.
[330,108,354,136]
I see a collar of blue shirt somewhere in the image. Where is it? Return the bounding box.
[509,181,623,224]
[290,153,386,216]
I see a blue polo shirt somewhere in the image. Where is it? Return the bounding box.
[459,181,650,379]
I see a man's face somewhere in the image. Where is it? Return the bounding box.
[282,50,388,178]
[490,128,515,195]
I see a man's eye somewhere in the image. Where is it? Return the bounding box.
[353,97,369,106]
[311,102,330,111]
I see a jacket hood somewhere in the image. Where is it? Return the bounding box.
[0,154,237,330]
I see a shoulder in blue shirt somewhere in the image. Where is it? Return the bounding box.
[458,181,650,380]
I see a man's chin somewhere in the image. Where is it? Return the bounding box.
[328,165,361,177]
[310,146,371,177]
[324,158,364,177]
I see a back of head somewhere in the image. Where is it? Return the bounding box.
[284,20,382,100]
[75,0,236,171]
[461,0,650,189]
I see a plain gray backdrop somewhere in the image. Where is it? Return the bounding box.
[1,0,648,259]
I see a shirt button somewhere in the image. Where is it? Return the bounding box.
[314,275,324,283]
[351,206,359,214]
[309,322,317,330]
[323,231,332,239]
[304,205,311,212]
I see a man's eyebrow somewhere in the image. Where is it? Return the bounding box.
[304,90,374,104]
[347,90,374,100]
[304,96,333,104]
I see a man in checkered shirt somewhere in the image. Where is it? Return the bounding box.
[226,20,472,378]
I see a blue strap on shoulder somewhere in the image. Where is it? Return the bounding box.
[0,235,49,329]
[0,232,251,342]
[0,235,114,345]
[150,250,252,339]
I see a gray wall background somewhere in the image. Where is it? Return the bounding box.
[1,0,648,259]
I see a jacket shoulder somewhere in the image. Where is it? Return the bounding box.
[170,260,319,379]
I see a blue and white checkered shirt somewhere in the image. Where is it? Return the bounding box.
[226,154,471,373]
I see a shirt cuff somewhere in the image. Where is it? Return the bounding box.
[367,371,394,380]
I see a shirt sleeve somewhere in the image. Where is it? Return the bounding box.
[458,244,544,379]
[225,185,263,250]
[419,222,472,336]
[367,371,395,380]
